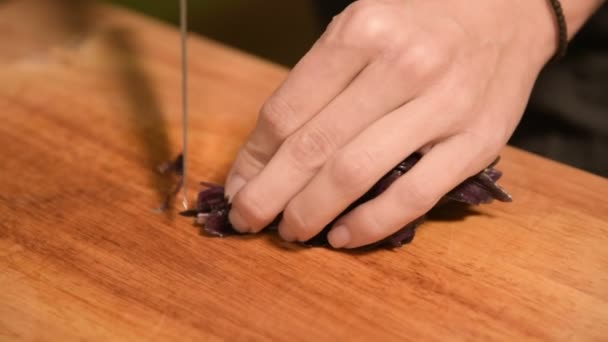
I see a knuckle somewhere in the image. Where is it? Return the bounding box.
[359,17,391,43]
[394,181,437,214]
[234,188,274,230]
[282,205,316,241]
[285,126,335,169]
[350,208,388,242]
[330,149,375,189]
[402,40,447,79]
[240,142,271,170]
[259,95,296,141]
[342,1,394,46]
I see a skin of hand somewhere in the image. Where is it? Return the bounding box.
[224,0,604,249]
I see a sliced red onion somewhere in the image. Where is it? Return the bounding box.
[173,152,512,249]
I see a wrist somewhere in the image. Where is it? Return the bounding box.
[513,0,604,66]
[447,0,558,69]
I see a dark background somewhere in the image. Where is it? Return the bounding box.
[106,0,322,67]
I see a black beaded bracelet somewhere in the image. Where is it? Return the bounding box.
[548,0,568,61]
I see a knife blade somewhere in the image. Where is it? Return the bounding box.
[180,0,189,209]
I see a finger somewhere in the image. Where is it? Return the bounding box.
[326,134,496,249]
[228,51,439,233]
[277,95,445,242]
[224,23,373,200]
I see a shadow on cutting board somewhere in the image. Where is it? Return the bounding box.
[101,27,177,217]
[3,0,178,216]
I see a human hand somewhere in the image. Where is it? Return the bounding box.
[224,0,558,248]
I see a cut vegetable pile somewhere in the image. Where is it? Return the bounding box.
[167,153,512,249]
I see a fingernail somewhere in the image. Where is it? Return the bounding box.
[278,220,296,242]
[328,225,350,248]
[225,174,247,202]
[229,209,251,233]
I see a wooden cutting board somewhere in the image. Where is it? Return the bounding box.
[1,1,607,341]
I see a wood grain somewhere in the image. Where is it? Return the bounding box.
[1,1,607,341]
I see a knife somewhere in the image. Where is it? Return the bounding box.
[180,0,189,209]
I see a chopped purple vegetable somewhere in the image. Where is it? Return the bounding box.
[171,153,512,249]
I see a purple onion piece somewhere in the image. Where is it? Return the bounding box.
[203,210,232,237]
[485,168,503,182]
[175,153,512,250]
[381,217,423,248]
